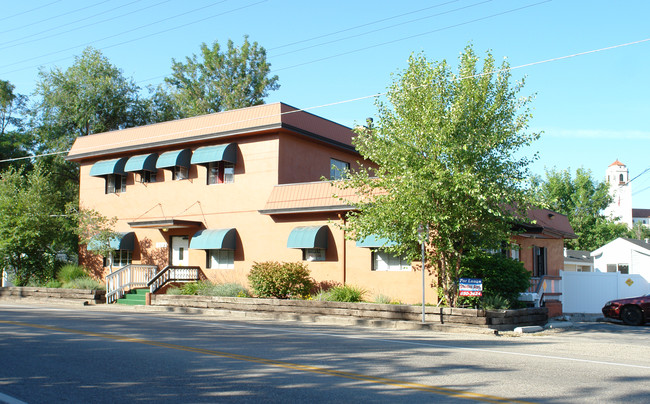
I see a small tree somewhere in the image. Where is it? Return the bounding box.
[0,164,70,285]
[73,208,120,273]
[340,46,539,307]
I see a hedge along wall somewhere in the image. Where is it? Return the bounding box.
[0,287,106,304]
[150,295,548,331]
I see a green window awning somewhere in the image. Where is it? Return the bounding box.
[356,235,397,248]
[89,158,128,177]
[191,143,237,165]
[287,225,328,249]
[190,228,236,250]
[156,149,191,169]
[87,232,136,251]
[125,153,158,172]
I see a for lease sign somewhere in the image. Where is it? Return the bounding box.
[459,278,483,297]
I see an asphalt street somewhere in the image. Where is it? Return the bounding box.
[0,303,648,403]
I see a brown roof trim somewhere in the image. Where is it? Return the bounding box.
[259,204,354,215]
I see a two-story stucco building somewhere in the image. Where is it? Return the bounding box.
[66,102,575,308]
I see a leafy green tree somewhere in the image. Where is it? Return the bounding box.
[340,46,539,307]
[73,208,120,273]
[164,36,279,117]
[530,168,628,250]
[0,79,31,170]
[0,164,72,285]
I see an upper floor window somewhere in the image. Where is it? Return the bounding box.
[106,174,126,194]
[330,158,350,180]
[139,171,156,183]
[173,166,189,180]
[208,161,235,185]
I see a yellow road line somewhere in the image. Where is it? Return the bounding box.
[0,319,533,403]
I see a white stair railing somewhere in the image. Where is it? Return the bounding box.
[147,266,201,294]
[106,265,158,303]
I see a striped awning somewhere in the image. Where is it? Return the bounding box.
[89,158,127,177]
[156,149,191,169]
[191,143,237,165]
[286,225,328,249]
[125,153,158,172]
[190,228,236,250]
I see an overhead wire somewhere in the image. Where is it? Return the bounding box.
[270,0,493,59]
[0,0,149,49]
[0,0,112,35]
[2,36,649,165]
[0,1,61,23]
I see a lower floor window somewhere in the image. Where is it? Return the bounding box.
[303,248,326,261]
[207,249,234,269]
[607,263,629,274]
[104,250,132,267]
[372,251,410,271]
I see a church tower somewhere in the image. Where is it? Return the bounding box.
[604,159,632,227]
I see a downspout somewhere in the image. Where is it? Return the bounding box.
[338,213,346,285]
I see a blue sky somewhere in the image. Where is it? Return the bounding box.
[3,1,650,206]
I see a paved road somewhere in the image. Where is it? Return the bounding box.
[0,303,648,403]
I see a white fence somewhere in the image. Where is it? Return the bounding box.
[561,270,650,313]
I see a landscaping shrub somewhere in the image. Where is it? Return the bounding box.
[373,294,394,304]
[247,261,314,299]
[45,279,62,288]
[458,251,531,308]
[63,277,105,290]
[197,282,251,297]
[315,285,366,302]
[180,282,201,295]
[166,287,182,295]
[58,264,88,283]
[481,294,510,310]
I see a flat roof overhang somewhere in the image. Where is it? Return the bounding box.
[127,219,203,229]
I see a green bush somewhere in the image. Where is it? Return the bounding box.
[458,251,531,308]
[180,282,201,295]
[481,294,510,310]
[166,287,182,295]
[63,277,105,290]
[247,261,314,299]
[198,282,251,297]
[374,294,395,304]
[45,279,62,288]
[315,285,366,302]
[58,264,88,283]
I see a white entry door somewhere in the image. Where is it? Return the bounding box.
[171,236,189,266]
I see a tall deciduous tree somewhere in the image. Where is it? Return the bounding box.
[340,46,539,306]
[164,36,279,117]
[0,79,31,170]
[530,168,629,250]
[0,164,72,285]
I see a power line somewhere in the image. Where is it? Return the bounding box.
[270,0,493,59]
[268,0,461,52]
[0,0,148,49]
[0,1,61,23]
[0,1,265,76]
[0,0,112,35]
[274,0,551,72]
[3,36,648,165]
[0,0,231,70]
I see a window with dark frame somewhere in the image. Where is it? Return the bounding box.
[173,166,188,180]
[105,174,126,194]
[371,250,410,271]
[207,161,235,185]
[330,158,350,180]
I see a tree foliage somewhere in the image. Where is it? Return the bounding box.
[0,79,31,170]
[165,36,279,117]
[73,207,120,271]
[0,164,72,285]
[529,168,628,250]
[340,46,539,306]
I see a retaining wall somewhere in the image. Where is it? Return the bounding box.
[0,287,106,305]
[151,295,548,331]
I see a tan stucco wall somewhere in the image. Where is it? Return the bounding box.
[78,131,438,304]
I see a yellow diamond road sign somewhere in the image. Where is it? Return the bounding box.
[625,278,634,287]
